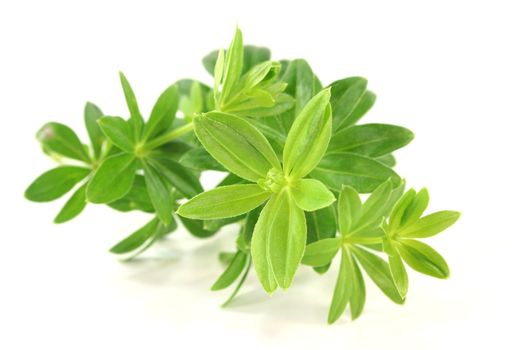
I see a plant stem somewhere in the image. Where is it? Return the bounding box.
[144,122,194,150]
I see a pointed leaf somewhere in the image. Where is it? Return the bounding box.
[330,77,374,131]
[290,178,335,212]
[220,28,243,103]
[119,72,143,140]
[302,238,340,267]
[86,153,137,203]
[98,116,134,153]
[310,152,401,193]
[211,251,248,291]
[329,124,414,157]
[54,183,87,223]
[328,250,351,324]
[144,83,179,140]
[84,102,105,158]
[401,188,429,227]
[399,211,460,238]
[389,249,408,298]
[352,246,404,304]
[194,112,280,181]
[396,239,450,278]
[338,185,362,235]
[347,252,366,320]
[25,166,91,202]
[268,190,306,289]
[283,89,332,179]
[177,184,270,220]
[149,158,203,198]
[143,160,173,225]
[389,189,416,233]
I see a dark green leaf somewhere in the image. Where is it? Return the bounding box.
[329,77,374,131]
[329,124,414,157]
[178,216,217,238]
[143,160,173,225]
[310,152,401,193]
[149,158,203,198]
[211,251,248,291]
[107,176,154,213]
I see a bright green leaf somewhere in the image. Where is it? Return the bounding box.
[283,89,332,179]
[177,184,270,220]
[144,84,179,140]
[86,153,137,203]
[54,183,87,223]
[211,250,248,291]
[338,185,362,235]
[143,160,173,225]
[37,122,90,162]
[290,178,335,212]
[25,166,91,202]
[328,250,351,324]
[98,116,134,153]
[399,211,460,238]
[302,238,340,267]
[84,102,105,158]
[119,71,143,140]
[396,240,450,278]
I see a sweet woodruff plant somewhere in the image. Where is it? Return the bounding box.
[25,28,460,323]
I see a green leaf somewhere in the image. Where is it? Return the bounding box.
[203,45,271,76]
[310,152,401,193]
[98,116,134,153]
[396,240,449,278]
[329,124,414,157]
[352,246,404,304]
[107,176,154,213]
[177,184,270,220]
[110,218,159,254]
[144,83,179,140]
[203,215,243,232]
[306,205,337,273]
[267,190,306,289]
[119,71,143,140]
[84,102,105,158]
[283,59,322,119]
[302,238,340,267]
[358,179,393,227]
[194,112,280,181]
[338,185,362,235]
[25,166,91,202]
[389,189,416,233]
[242,206,261,246]
[179,146,225,171]
[143,160,173,225]
[347,251,366,320]
[283,89,332,179]
[110,217,176,255]
[376,153,396,167]
[37,122,90,162]
[290,179,335,212]
[250,193,284,294]
[389,249,408,298]
[221,27,244,103]
[329,77,374,131]
[399,211,460,238]
[401,188,429,227]
[149,158,203,198]
[213,49,225,105]
[54,183,87,223]
[86,153,137,203]
[328,250,351,324]
[211,250,248,291]
[221,257,252,307]
[178,216,217,238]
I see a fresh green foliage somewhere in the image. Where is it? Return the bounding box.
[25,27,459,324]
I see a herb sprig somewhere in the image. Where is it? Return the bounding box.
[25,27,459,322]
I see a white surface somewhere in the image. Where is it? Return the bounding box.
[1,0,524,349]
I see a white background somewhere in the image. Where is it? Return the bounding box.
[1,0,524,349]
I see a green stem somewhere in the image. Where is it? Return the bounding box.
[144,122,194,150]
